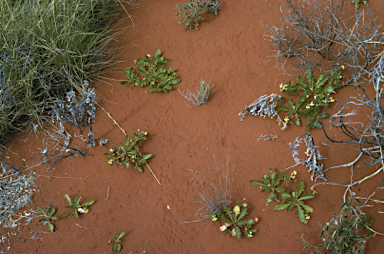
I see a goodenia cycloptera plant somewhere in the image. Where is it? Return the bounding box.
[59,193,94,218]
[251,168,316,223]
[207,201,258,239]
[122,49,180,93]
[104,129,151,173]
[36,205,58,232]
[240,69,341,130]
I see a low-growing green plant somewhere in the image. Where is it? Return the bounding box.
[122,49,180,93]
[207,202,258,239]
[276,69,341,130]
[250,168,293,206]
[36,205,58,232]
[299,195,374,253]
[179,78,213,106]
[108,231,126,252]
[352,0,368,9]
[104,129,151,173]
[59,194,95,218]
[175,0,221,30]
[251,169,316,223]
[273,180,315,223]
[240,69,341,130]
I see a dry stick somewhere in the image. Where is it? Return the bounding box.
[97,103,161,185]
[97,104,127,136]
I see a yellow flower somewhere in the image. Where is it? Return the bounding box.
[248,232,253,237]
[108,160,113,165]
[243,203,247,207]
[144,132,148,135]
[305,215,311,220]
[284,117,289,122]
[233,205,241,216]
[146,54,151,57]
[306,105,310,109]
[293,171,297,175]
[304,220,308,224]
[279,84,284,89]
[330,98,335,103]
[341,65,345,69]
[291,175,296,179]
[312,189,317,194]
[212,216,217,221]
[309,101,315,107]
[271,93,276,96]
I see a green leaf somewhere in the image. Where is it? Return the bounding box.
[48,223,54,232]
[298,180,305,195]
[274,203,290,210]
[63,193,72,205]
[36,205,46,215]
[59,211,70,218]
[299,194,316,201]
[301,204,314,213]
[118,231,126,239]
[238,207,248,221]
[235,227,241,239]
[249,180,265,187]
[155,49,161,58]
[38,218,47,224]
[296,206,305,223]
[117,243,122,252]
[112,243,116,252]
[82,200,95,207]
[306,69,315,90]
[109,232,115,239]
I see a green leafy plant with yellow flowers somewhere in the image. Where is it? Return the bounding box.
[249,168,293,206]
[122,49,180,93]
[59,193,95,218]
[300,195,374,253]
[206,202,258,239]
[276,69,341,130]
[251,169,316,223]
[104,129,151,173]
[36,205,58,232]
[108,231,126,252]
[240,69,341,130]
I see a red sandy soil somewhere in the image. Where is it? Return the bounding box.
[3,0,384,253]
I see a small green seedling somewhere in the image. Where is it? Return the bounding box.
[104,129,151,173]
[207,202,258,239]
[36,205,58,232]
[108,231,126,252]
[122,49,180,93]
[59,193,95,218]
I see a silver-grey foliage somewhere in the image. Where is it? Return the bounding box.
[290,133,327,182]
[239,94,286,129]
[179,79,213,107]
[0,155,36,228]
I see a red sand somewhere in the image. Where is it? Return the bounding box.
[3,0,384,253]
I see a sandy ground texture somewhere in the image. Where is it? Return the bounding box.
[2,0,384,253]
